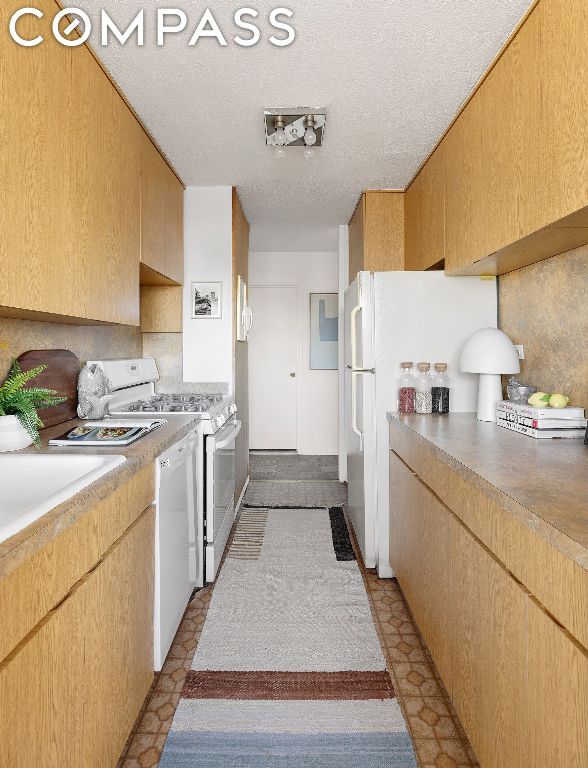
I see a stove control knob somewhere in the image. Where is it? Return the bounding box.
[212,417,220,431]
[217,414,226,427]
[229,403,238,415]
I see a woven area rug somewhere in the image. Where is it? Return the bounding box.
[159,508,417,767]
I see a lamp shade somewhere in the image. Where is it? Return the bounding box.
[459,328,520,375]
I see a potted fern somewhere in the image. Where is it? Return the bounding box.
[0,361,67,451]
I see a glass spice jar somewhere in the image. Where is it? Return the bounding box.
[415,362,433,414]
[397,361,416,414]
[431,363,450,414]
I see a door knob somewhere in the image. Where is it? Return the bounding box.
[290,372,296,378]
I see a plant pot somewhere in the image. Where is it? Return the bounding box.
[0,416,34,452]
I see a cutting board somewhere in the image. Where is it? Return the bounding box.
[17,349,81,428]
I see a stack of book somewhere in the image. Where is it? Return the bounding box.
[496,400,587,439]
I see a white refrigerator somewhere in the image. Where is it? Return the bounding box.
[344,271,497,577]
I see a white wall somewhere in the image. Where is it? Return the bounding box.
[249,250,339,456]
[183,187,233,385]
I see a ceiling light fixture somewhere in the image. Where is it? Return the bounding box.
[264,110,326,159]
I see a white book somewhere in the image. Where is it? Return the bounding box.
[497,400,585,420]
[497,409,587,430]
[497,417,585,440]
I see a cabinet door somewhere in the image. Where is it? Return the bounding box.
[83,507,155,767]
[364,192,404,272]
[389,453,453,685]
[141,133,183,284]
[526,596,588,766]
[0,580,86,767]
[348,195,365,283]
[444,91,485,275]
[70,45,141,326]
[404,146,445,271]
[164,165,184,283]
[450,519,529,768]
[0,508,154,768]
[481,4,542,254]
[0,1,73,318]
[539,0,588,225]
[140,132,167,276]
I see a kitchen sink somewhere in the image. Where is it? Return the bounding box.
[0,454,126,544]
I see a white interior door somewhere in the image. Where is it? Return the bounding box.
[249,286,298,449]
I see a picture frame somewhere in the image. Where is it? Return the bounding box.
[191,281,222,319]
[310,293,338,370]
[236,275,247,340]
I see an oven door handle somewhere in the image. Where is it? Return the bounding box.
[214,419,242,450]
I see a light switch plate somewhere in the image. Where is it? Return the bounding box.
[514,344,525,360]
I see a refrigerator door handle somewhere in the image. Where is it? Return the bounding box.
[351,371,364,451]
[350,304,361,370]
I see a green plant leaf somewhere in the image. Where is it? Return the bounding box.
[15,407,42,448]
[0,362,66,448]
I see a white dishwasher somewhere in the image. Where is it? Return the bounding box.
[154,428,197,670]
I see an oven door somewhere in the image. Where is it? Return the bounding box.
[205,417,242,582]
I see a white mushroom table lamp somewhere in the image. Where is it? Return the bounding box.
[459,328,520,422]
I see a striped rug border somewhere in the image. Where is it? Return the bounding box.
[226,509,268,560]
[182,671,395,700]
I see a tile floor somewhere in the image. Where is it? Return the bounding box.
[118,454,479,768]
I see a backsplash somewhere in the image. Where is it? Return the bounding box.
[0,318,142,381]
[142,332,229,395]
[499,245,588,408]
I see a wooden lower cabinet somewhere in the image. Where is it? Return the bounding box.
[83,506,155,766]
[389,450,588,768]
[526,602,588,767]
[389,455,454,682]
[450,514,528,768]
[0,507,155,768]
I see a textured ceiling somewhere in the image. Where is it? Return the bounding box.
[77,0,533,228]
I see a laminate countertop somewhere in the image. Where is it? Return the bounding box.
[387,412,588,569]
[0,415,200,579]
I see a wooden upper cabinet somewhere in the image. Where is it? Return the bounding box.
[0,2,73,320]
[70,44,141,326]
[0,0,142,325]
[348,195,365,282]
[140,133,167,277]
[164,164,185,283]
[140,132,184,285]
[443,0,588,275]
[348,191,404,282]
[404,145,445,271]
[480,3,542,255]
[443,90,485,275]
[539,0,588,225]
[0,0,184,324]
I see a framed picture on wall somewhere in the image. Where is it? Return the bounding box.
[236,276,247,340]
[191,281,222,319]
[310,293,338,369]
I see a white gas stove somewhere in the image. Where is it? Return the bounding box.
[92,357,236,433]
[86,358,241,666]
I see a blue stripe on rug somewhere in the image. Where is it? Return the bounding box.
[159,731,417,767]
